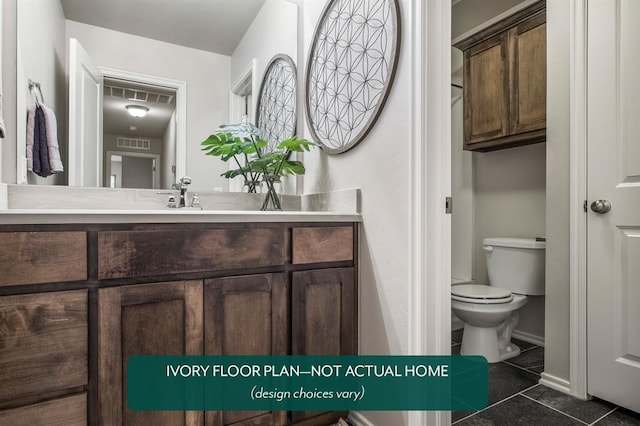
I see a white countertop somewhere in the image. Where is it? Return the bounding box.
[0,185,362,224]
[0,209,362,224]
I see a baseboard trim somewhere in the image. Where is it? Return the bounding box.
[512,329,545,347]
[348,411,376,426]
[539,372,571,395]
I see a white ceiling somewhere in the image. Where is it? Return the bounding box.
[452,0,531,39]
[103,79,176,138]
[60,0,266,55]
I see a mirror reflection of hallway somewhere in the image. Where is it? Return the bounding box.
[102,78,177,189]
[107,152,160,189]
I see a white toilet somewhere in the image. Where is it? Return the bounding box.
[451,237,545,363]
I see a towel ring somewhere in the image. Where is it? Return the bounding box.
[28,79,45,106]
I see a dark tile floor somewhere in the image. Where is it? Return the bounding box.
[450,328,640,425]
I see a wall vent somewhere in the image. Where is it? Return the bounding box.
[105,84,175,105]
[117,137,151,150]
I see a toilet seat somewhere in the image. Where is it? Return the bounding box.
[451,284,513,304]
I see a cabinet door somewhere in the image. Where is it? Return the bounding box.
[464,33,510,147]
[291,268,356,424]
[0,291,87,411]
[98,281,203,426]
[510,14,547,135]
[204,273,288,426]
[0,393,86,426]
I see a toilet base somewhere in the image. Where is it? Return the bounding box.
[459,325,521,363]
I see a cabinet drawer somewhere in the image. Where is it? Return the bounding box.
[98,228,287,279]
[0,232,87,287]
[292,226,354,264]
[0,393,86,426]
[0,291,88,403]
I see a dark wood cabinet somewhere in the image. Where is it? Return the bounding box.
[204,273,288,426]
[291,268,356,425]
[455,2,546,151]
[97,280,204,426]
[0,290,88,425]
[292,268,356,357]
[0,222,358,426]
[0,394,87,426]
[0,232,87,287]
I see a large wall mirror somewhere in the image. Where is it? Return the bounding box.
[15,0,298,191]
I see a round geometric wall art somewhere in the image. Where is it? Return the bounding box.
[305,0,401,154]
[256,54,297,152]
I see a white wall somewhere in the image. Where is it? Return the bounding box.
[1,0,16,186]
[302,1,409,425]
[231,0,297,93]
[544,0,571,383]
[451,48,473,282]
[16,0,67,186]
[66,20,231,192]
[103,134,163,156]
[162,111,177,189]
[452,0,530,39]
[472,143,546,339]
[103,134,162,187]
[230,0,298,194]
[0,0,4,184]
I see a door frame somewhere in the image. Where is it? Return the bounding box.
[105,150,161,189]
[408,0,451,425]
[568,0,589,400]
[98,67,187,186]
[424,0,591,414]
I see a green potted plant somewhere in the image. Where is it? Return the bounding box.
[201,123,316,210]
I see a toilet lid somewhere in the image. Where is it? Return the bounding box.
[451,284,513,304]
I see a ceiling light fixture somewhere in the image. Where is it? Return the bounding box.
[126,105,149,118]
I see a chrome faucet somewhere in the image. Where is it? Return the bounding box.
[163,177,201,209]
[177,176,191,207]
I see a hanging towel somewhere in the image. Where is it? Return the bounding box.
[26,104,63,176]
[40,104,63,173]
[27,105,52,177]
[26,105,36,172]
[34,106,51,177]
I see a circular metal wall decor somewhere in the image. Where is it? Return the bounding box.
[305,0,401,154]
[255,54,297,152]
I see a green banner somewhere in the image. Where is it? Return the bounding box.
[127,355,487,411]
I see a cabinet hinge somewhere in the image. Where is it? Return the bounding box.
[446,197,453,214]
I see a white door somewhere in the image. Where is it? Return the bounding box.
[587,0,640,413]
[68,38,103,187]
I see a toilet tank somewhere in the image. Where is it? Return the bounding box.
[483,237,545,295]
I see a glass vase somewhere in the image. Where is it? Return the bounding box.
[242,179,262,194]
[261,175,282,211]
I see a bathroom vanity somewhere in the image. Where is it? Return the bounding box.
[0,213,359,426]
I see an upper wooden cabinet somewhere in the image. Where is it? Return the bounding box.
[454,2,546,151]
